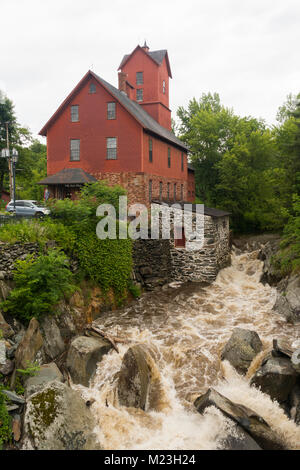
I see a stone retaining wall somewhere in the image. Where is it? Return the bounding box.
[0,242,40,280]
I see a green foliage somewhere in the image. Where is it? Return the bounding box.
[128,281,142,299]
[17,140,47,200]
[1,250,77,324]
[0,387,11,448]
[272,195,300,275]
[177,93,294,233]
[16,361,40,377]
[0,218,76,251]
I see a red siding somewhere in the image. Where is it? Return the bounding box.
[47,78,143,176]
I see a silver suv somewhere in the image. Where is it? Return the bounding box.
[5,200,50,217]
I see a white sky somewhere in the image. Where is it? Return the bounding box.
[1,0,300,140]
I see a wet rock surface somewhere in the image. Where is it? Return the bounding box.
[25,362,64,398]
[194,388,286,450]
[66,335,112,386]
[250,356,298,403]
[117,344,151,410]
[221,328,263,375]
[23,381,101,450]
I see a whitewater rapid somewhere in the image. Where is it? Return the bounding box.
[73,248,300,449]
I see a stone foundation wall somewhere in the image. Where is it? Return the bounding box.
[133,214,230,288]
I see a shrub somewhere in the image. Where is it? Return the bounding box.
[1,250,77,324]
[0,388,11,449]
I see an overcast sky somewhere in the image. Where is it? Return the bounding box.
[1,0,300,140]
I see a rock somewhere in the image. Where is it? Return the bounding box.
[194,388,285,450]
[6,404,20,412]
[289,385,300,425]
[23,381,101,450]
[0,280,12,301]
[218,424,262,450]
[272,338,293,359]
[221,328,263,375]
[2,390,25,405]
[12,414,21,442]
[250,357,298,403]
[66,336,112,386]
[15,318,44,370]
[258,239,281,285]
[117,345,151,410]
[0,311,14,339]
[40,316,66,360]
[274,275,300,323]
[0,339,6,365]
[291,348,300,374]
[25,362,64,398]
[0,358,14,376]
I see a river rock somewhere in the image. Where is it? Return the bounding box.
[40,316,66,360]
[66,336,112,386]
[273,275,300,323]
[250,356,298,403]
[221,328,263,375]
[117,345,151,410]
[194,388,285,450]
[291,348,300,374]
[0,311,14,339]
[23,381,101,450]
[218,424,262,450]
[15,318,44,370]
[0,358,14,376]
[25,362,64,398]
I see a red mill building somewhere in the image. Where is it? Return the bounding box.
[39,43,195,205]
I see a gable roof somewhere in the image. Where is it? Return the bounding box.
[38,168,97,185]
[118,45,172,78]
[39,70,188,151]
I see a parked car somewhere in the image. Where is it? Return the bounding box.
[5,200,50,217]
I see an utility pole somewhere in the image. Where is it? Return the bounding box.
[5,122,13,200]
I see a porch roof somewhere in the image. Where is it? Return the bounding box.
[38,168,97,185]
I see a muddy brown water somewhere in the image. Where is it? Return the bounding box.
[73,248,300,450]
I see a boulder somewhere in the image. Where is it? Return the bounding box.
[273,275,300,323]
[0,280,12,301]
[66,336,112,386]
[221,328,263,375]
[0,311,14,339]
[291,348,300,374]
[23,381,101,450]
[2,390,25,405]
[40,316,66,360]
[194,388,285,450]
[117,345,151,410]
[218,424,262,450]
[250,357,298,403]
[0,339,6,365]
[15,318,44,370]
[25,362,64,398]
[0,358,14,376]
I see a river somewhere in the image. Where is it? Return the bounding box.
[74,247,300,450]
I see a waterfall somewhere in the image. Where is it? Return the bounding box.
[73,248,300,449]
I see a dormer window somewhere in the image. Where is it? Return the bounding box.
[163,80,166,94]
[89,83,96,93]
[71,105,79,122]
[136,72,143,85]
[136,89,143,102]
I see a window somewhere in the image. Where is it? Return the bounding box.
[149,180,152,202]
[70,139,80,161]
[89,83,96,93]
[149,138,153,163]
[136,89,143,102]
[106,137,117,159]
[168,147,171,168]
[107,102,116,120]
[181,184,184,201]
[167,183,170,201]
[181,153,184,171]
[159,182,163,201]
[174,183,177,201]
[71,105,79,122]
[163,80,166,94]
[136,72,143,85]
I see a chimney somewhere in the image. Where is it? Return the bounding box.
[118,72,128,94]
[142,40,149,52]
